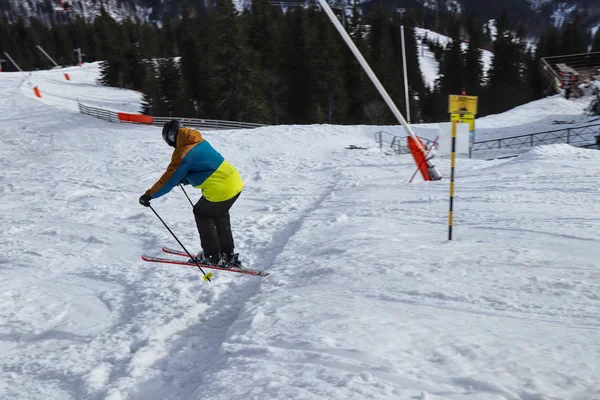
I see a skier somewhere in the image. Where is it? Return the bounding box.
[139,120,244,267]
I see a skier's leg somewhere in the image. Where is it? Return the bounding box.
[214,210,234,254]
[193,198,220,260]
[214,193,241,255]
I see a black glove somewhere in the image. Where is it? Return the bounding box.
[139,193,152,207]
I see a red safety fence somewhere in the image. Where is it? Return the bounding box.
[117,112,154,124]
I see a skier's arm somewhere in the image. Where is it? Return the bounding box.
[145,154,189,199]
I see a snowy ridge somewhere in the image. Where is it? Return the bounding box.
[3,0,149,22]
[415,27,493,89]
[592,23,600,38]
[3,0,249,21]
[0,64,599,399]
[551,3,578,28]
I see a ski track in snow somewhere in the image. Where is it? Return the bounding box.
[0,64,599,400]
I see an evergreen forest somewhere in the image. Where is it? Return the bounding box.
[2,1,599,124]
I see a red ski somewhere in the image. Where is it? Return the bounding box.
[141,250,269,277]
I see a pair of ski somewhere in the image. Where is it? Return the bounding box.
[142,247,269,277]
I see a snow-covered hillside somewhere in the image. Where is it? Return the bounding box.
[24,64,143,113]
[415,27,494,89]
[2,0,150,22]
[2,0,250,21]
[1,64,599,400]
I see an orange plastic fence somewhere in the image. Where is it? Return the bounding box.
[117,113,154,124]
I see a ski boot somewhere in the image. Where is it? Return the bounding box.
[189,251,220,266]
[220,252,243,268]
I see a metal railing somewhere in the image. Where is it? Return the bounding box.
[78,103,120,123]
[540,51,600,92]
[472,123,600,152]
[78,102,267,131]
[150,116,265,131]
[374,130,437,155]
[542,52,600,77]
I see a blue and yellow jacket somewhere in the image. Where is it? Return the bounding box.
[146,127,243,202]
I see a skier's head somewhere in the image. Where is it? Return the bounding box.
[162,119,182,148]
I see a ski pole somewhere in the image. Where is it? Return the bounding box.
[179,184,194,207]
[148,205,212,282]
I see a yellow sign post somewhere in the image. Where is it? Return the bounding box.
[451,113,476,157]
[449,94,478,158]
[448,120,457,240]
[450,113,475,130]
[448,95,478,115]
[447,95,478,240]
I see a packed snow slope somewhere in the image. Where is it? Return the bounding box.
[1,65,600,400]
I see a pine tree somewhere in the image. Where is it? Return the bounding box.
[139,22,161,62]
[141,62,159,115]
[364,4,395,124]
[11,17,41,70]
[122,43,147,91]
[463,18,483,96]
[248,0,285,124]
[280,9,311,123]
[537,27,562,58]
[209,0,269,122]
[0,15,11,71]
[514,24,533,106]
[95,5,123,86]
[428,20,464,120]
[485,10,527,115]
[158,17,179,58]
[439,21,464,97]
[68,15,96,63]
[304,7,346,124]
[51,22,74,65]
[29,18,48,67]
[156,58,188,116]
[177,2,204,116]
[343,1,368,124]
[560,12,587,55]
[531,27,562,99]
[93,5,119,61]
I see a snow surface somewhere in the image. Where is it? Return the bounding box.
[485,19,497,43]
[24,64,143,113]
[551,4,578,28]
[415,28,493,89]
[1,63,600,400]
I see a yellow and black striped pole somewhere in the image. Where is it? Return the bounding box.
[448,120,457,240]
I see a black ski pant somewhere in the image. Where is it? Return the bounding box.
[193,192,240,259]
